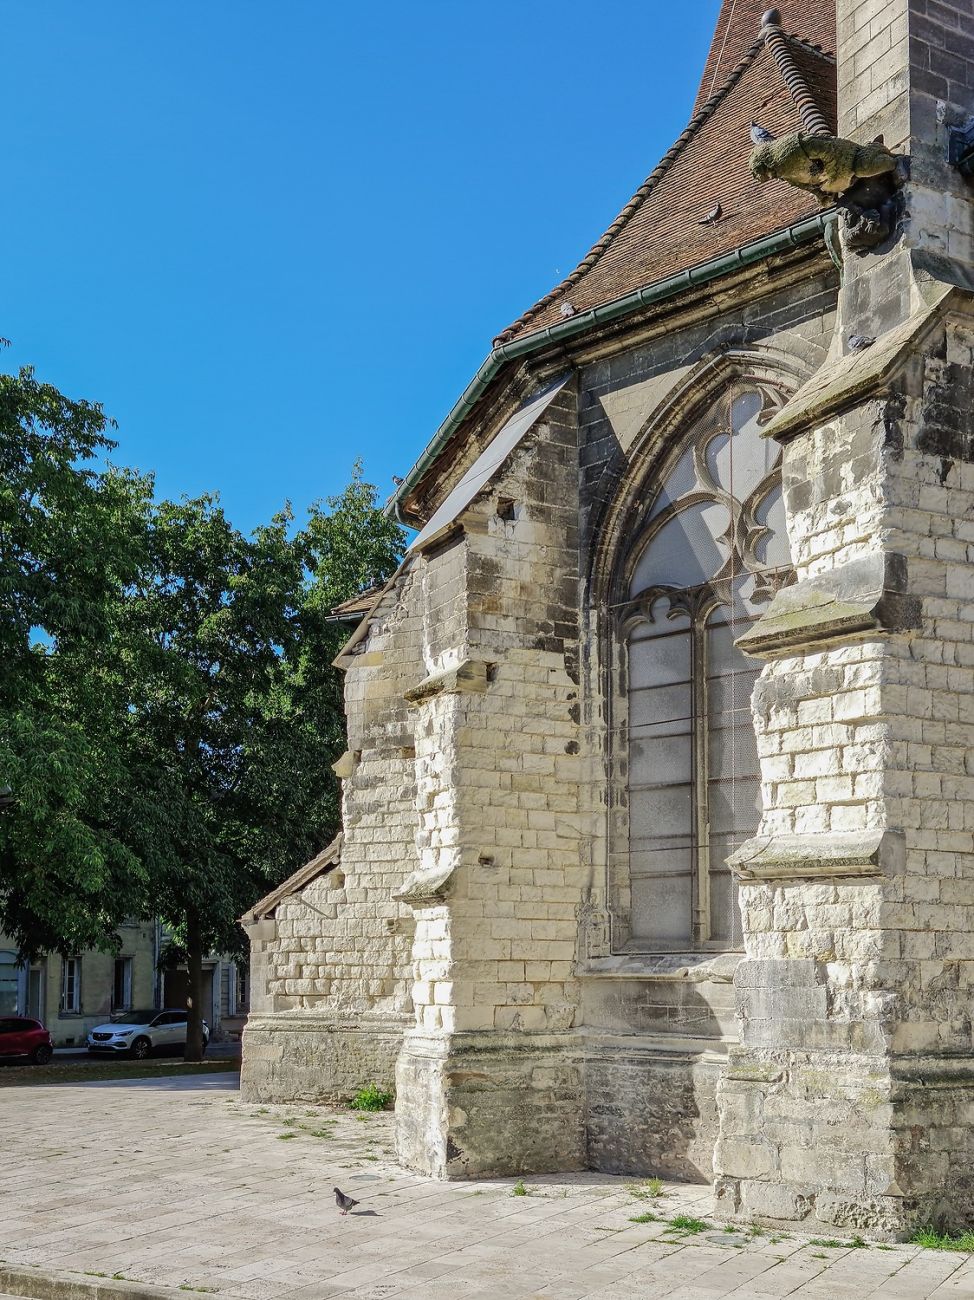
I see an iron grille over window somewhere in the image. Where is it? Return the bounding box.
[617,386,791,950]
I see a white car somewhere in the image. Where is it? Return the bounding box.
[86,1009,210,1059]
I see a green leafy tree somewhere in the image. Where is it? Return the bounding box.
[1,371,405,1057]
[119,496,306,1058]
[272,462,408,860]
[0,367,152,956]
[123,466,405,1059]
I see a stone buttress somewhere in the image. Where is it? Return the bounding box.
[714,0,974,1234]
[393,380,588,1176]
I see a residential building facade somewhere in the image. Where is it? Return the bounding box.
[0,923,250,1044]
[0,922,157,1046]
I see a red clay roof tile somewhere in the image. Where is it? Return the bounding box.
[494,1,836,346]
[694,0,834,116]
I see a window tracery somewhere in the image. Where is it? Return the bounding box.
[614,384,791,950]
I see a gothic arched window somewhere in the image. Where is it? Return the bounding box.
[617,385,790,950]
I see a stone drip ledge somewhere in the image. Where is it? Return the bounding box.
[736,552,921,657]
[393,863,455,907]
[760,288,951,444]
[890,1052,974,1090]
[244,1010,411,1033]
[0,1264,175,1300]
[403,658,490,706]
[729,828,904,882]
[579,1028,737,1060]
[578,952,741,983]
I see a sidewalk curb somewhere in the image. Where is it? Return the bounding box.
[0,1266,178,1300]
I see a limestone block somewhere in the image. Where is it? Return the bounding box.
[739,1179,812,1222]
[713,1139,776,1179]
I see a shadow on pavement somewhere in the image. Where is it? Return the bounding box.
[77,1071,241,1091]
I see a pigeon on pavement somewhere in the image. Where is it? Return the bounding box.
[334,1187,359,1216]
[847,334,876,352]
[699,203,723,226]
[750,121,775,144]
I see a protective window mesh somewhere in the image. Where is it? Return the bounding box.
[622,384,790,949]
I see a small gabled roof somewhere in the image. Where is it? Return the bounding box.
[326,586,386,623]
[495,2,836,345]
[241,833,343,924]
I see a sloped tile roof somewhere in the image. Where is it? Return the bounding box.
[327,585,386,622]
[494,3,836,346]
[693,0,834,116]
[241,833,343,923]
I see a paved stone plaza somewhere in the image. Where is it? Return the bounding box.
[1,1076,972,1299]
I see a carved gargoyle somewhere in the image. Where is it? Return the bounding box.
[750,132,907,255]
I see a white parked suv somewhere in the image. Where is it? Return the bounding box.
[86,1009,210,1059]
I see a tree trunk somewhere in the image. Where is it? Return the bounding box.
[184,908,205,1062]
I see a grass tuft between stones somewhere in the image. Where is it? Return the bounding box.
[666,1215,710,1235]
[910,1226,974,1253]
[808,1236,868,1249]
[349,1083,393,1112]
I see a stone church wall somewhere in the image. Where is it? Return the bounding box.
[394,381,591,1176]
[243,0,974,1236]
[241,567,425,1102]
[574,261,838,1181]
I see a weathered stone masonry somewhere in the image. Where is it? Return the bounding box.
[713,0,974,1234]
[244,0,974,1238]
[241,572,425,1100]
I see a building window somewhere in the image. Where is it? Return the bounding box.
[617,385,791,950]
[60,957,82,1014]
[0,952,19,1016]
[27,965,45,1020]
[112,957,133,1012]
[236,965,250,1014]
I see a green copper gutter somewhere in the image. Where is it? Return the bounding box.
[390,210,833,523]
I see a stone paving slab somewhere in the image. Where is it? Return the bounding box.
[1,1076,972,1299]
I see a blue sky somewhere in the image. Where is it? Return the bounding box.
[5,1,721,532]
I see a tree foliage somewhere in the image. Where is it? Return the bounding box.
[122,466,405,1056]
[0,368,152,955]
[1,369,406,1057]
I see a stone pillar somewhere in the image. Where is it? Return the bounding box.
[393,381,588,1178]
[714,0,974,1236]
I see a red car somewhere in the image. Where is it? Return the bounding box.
[0,1016,54,1064]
